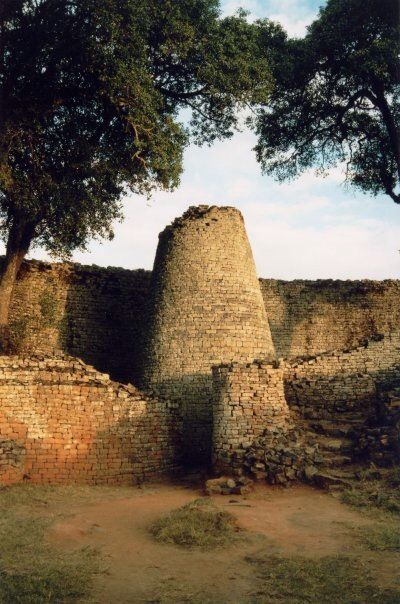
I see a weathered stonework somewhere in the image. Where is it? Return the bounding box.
[8,260,150,383]
[139,206,275,464]
[0,203,398,486]
[212,332,400,482]
[0,355,180,484]
[212,360,290,472]
[261,279,400,358]
[4,262,400,385]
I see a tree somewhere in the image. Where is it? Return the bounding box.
[252,0,400,204]
[0,0,272,336]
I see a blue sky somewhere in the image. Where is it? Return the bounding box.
[25,0,400,279]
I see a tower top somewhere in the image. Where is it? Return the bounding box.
[160,205,243,239]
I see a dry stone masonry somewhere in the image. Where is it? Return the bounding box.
[0,355,180,484]
[212,360,290,472]
[139,206,275,464]
[0,204,398,486]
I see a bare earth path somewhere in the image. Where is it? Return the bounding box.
[46,482,399,603]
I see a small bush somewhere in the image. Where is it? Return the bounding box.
[149,498,239,549]
[7,316,30,353]
[38,285,58,328]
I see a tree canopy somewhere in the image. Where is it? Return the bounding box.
[0,0,272,329]
[252,0,400,204]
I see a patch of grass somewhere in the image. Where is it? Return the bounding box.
[0,485,101,603]
[385,467,400,489]
[246,554,400,603]
[356,522,400,551]
[0,545,98,604]
[340,469,400,514]
[149,498,240,549]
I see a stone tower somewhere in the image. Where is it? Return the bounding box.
[140,205,275,464]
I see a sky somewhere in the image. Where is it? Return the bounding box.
[24,0,400,280]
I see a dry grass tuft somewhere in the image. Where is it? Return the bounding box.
[340,468,400,514]
[245,554,400,603]
[149,498,240,549]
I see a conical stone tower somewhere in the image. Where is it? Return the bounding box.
[140,205,275,464]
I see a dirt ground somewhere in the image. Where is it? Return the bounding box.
[44,479,400,603]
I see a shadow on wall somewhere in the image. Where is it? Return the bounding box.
[260,279,400,358]
[146,373,214,468]
[284,364,400,426]
[61,269,152,384]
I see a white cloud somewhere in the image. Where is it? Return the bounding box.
[21,124,400,281]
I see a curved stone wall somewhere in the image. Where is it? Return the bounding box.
[0,355,181,484]
[140,205,275,464]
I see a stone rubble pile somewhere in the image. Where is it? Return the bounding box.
[243,425,320,485]
[205,475,253,496]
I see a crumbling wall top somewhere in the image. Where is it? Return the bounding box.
[160,205,243,240]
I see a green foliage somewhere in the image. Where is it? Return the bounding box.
[245,554,400,603]
[7,316,30,352]
[38,285,58,328]
[0,0,272,260]
[340,469,400,514]
[253,0,400,203]
[149,498,239,548]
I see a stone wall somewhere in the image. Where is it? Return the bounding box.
[8,260,151,383]
[139,206,275,464]
[261,279,400,357]
[6,260,400,387]
[212,360,290,472]
[0,355,180,485]
[284,331,400,420]
[212,332,400,478]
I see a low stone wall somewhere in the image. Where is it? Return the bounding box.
[0,355,181,485]
[212,333,400,479]
[212,360,290,472]
[283,332,400,419]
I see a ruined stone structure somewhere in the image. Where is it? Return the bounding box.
[5,262,400,383]
[212,360,291,472]
[0,355,180,484]
[0,204,398,486]
[212,333,400,484]
[139,206,275,464]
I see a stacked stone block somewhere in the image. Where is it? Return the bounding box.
[8,259,151,383]
[212,332,400,480]
[0,355,180,485]
[212,359,290,472]
[284,332,400,420]
[3,259,400,387]
[140,206,275,464]
[261,279,400,358]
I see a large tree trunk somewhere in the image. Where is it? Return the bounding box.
[0,220,35,349]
